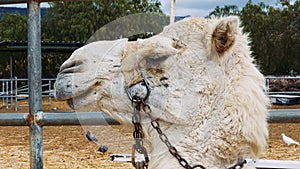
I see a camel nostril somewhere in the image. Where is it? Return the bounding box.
[59,60,84,74]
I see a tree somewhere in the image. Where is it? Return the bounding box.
[207,0,300,75]
[40,0,165,78]
[42,0,163,42]
[240,2,271,72]
[0,13,27,78]
[207,5,239,18]
[240,0,300,74]
[0,13,27,41]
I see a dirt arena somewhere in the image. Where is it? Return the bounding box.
[0,98,300,168]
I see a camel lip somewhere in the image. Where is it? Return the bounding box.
[63,87,95,110]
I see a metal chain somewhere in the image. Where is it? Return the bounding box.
[131,101,149,169]
[140,102,206,169]
[128,81,245,169]
[141,103,246,169]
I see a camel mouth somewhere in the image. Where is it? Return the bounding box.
[64,86,95,110]
[54,72,95,101]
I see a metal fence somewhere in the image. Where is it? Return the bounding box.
[0,78,56,111]
[266,76,300,95]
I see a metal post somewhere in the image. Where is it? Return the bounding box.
[266,78,270,95]
[10,54,13,109]
[6,81,8,109]
[27,1,43,169]
[1,81,4,106]
[10,54,13,79]
[170,0,176,24]
[48,80,52,104]
[15,77,18,111]
[10,78,13,109]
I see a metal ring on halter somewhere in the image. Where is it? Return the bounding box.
[125,79,151,103]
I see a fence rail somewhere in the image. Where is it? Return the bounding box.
[0,112,119,126]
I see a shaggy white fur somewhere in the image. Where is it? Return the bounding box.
[54,16,269,169]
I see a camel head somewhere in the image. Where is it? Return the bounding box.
[54,16,269,168]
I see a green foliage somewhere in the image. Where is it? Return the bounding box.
[42,0,163,42]
[0,13,27,41]
[0,52,28,78]
[208,0,300,75]
[207,5,239,18]
[0,13,27,78]
[42,53,70,78]
[39,0,164,78]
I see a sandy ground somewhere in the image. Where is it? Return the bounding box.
[0,98,300,168]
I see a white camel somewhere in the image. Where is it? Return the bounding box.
[54,16,269,169]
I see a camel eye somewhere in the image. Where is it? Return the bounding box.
[145,55,168,64]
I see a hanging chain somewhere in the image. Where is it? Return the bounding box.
[131,101,150,169]
[127,80,245,169]
[141,102,206,169]
[127,79,205,169]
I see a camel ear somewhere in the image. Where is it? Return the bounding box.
[211,16,238,56]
